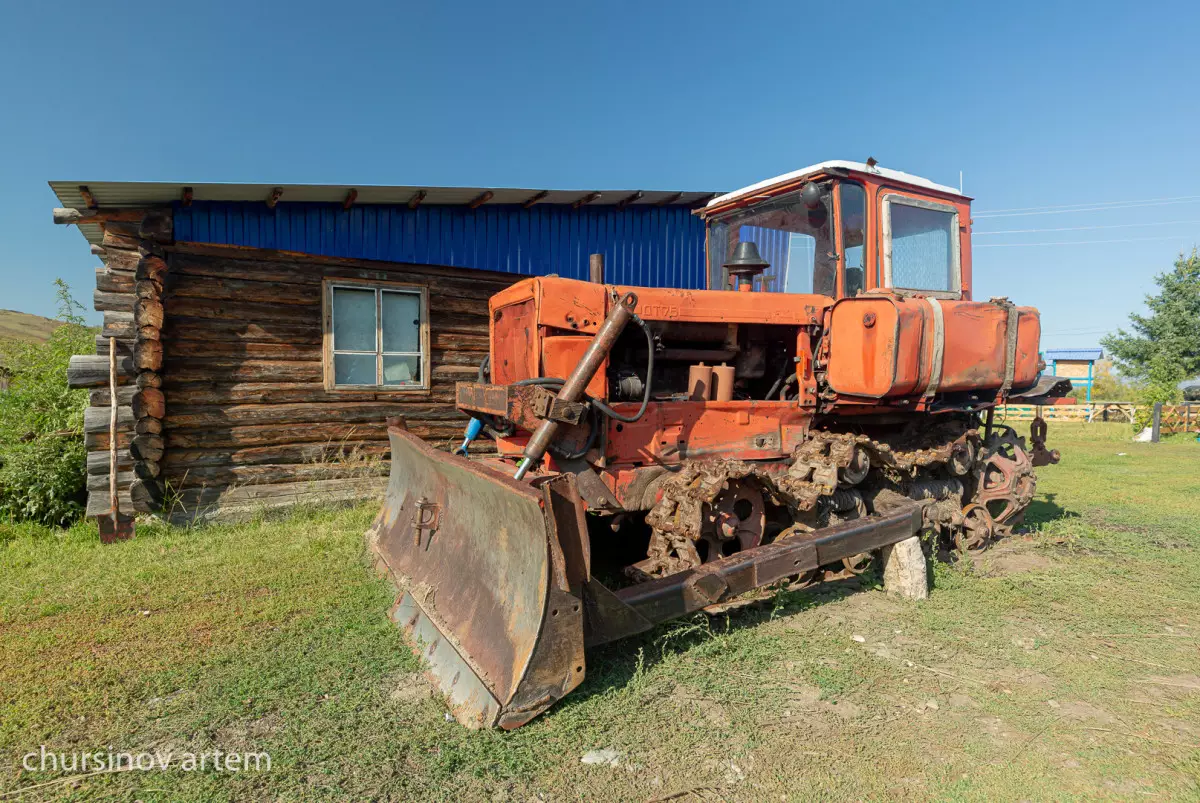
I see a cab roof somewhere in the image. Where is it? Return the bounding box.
[706,160,967,210]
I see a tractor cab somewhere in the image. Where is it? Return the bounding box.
[701,160,972,301]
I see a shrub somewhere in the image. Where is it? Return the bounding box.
[0,281,96,527]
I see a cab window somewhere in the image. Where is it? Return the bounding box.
[839,182,867,297]
[881,194,961,295]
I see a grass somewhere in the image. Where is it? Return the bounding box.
[0,309,59,348]
[1,424,1199,800]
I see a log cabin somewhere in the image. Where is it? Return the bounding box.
[55,182,716,523]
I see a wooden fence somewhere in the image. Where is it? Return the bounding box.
[996,402,1200,434]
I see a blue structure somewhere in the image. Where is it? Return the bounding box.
[174,201,709,289]
[1044,349,1103,401]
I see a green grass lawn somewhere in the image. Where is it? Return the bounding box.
[2,424,1199,801]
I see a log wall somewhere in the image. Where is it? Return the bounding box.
[67,209,174,520]
[153,242,517,520]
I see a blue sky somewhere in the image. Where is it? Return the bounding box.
[1,0,1197,351]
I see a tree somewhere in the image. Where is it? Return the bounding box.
[1089,359,1137,401]
[1102,249,1200,401]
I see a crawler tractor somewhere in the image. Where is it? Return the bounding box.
[368,160,1068,729]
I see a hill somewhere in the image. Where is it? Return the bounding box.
[0,309,60,346]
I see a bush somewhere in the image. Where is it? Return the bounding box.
[0,281,96,527]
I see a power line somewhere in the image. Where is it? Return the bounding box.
[974,194,1200,215]
[976,234,1197,247]
[975,219,1200,235]
[974,198,1200,219]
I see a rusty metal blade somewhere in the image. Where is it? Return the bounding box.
[369,427,584,728]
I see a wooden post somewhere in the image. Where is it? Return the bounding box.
[589,253,604,284]
[1151,402,1162,443]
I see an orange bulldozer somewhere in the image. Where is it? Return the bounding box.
[368,161,1069,729]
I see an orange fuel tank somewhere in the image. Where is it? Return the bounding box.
[825,294,1041,399]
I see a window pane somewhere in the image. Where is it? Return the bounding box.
[332,288,377,351]
[784,234,815,293]
[841,183,867,297]
[334,353,377,386]
[890,203,955,291]
[382,291,421,353]
[383,355,421,386]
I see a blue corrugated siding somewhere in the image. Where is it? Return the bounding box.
[174,201,707,289]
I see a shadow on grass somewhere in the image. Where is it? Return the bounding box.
[1023,492,1071,526]
[564,575,868,709]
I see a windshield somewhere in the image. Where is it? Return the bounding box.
[707,183,836,295]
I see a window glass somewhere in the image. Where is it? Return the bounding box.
[888,201,956,291]
[383,355,422,386]
[334,353,376,385]
[382,291,421,353]
[332,288,376,352]
[840,183,867,297]
[329,284,426,388]
[706,183,835,295]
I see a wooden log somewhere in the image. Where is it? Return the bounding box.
[164,340,322,361]
[87,470,135,492]
[134,459,160,480]
[102,230,142,251]
[93,335,134,356]
[166,254,509,300]
[89,385,137,407]
[138,210,173,244]
[136,371,163,390]
[162,297,319,326]
[136,255,168,285]
[163,359,322,384]
[139,240,166,259]
[130,433,165,462]
[102,310,135,339]
[86,489,133,518]
[139,325,161,341]
[166,241,520,286]
[174,477,385,508]
[135,280,162,300]
[160,441,392,471]
[133,388,166,419]
[164,401,455,430]
[167,274,318,306]
[93,290,134,313]
[164,422,394,449]
[135,417,163,436]
[162,316,322,345]
[134,339,164,371]
[88,448,132,475]
[86,430,133,451]
[134,298,164,329]
[83,405,134,433]
[96,268,135,294]
[54,207,146,225]
[130,478,164,512]
[101,248,140,273]
[68,354,135,388]
[160,378,461,404]
[164,460,389,489]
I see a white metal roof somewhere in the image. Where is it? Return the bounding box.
[48,180,719,247]
[706,160,965,208]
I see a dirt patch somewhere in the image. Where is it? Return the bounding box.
[1051,699,1117,724]
[389,671,434,704]
[973,541,1056,576]
[1142,674,1200,694]
[215,713,282,752]
[669,684,731,728]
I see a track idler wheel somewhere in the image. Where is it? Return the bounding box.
[957,503,995,552]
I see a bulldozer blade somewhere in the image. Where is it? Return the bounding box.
[368,425,588,730]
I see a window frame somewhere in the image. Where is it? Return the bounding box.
[321,277,431,393]
[880,192,962,299]
[835,180,869,299]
